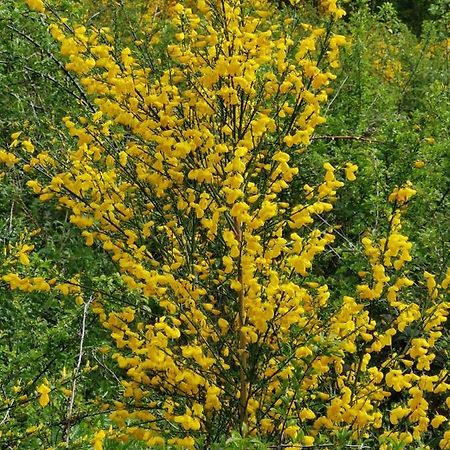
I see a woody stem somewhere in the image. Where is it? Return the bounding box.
[235,217,248,434]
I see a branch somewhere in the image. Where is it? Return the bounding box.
[269,445,372,449]
[324,74,348,114]
[311,135,385,144]
[8,200,14,236]
[235,217,249,434]
[63,295,94,444]
[5,24,94,112]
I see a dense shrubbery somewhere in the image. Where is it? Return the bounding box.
[0,1,449,449]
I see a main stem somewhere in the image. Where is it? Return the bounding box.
[235,217,248,434]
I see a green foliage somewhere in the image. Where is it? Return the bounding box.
[305,1,449,285]
[0,3,123,448]
[209,431,269,450]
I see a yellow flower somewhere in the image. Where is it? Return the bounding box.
[22,140,35,153]
[0,149,19,167]
[345,162,358,181]
[299,408,316,420]
[26,0,45,13]
[390,406,409,425]
[11,131,22,140]
[36,382,51,407]
[92,430,106,450]
[431,415,447,429]
[388,183,416,203]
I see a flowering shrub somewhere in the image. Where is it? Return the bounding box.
[0,0,449,449]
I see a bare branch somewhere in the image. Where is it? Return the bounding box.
[63,295,94,444]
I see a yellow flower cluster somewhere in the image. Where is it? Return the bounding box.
[0,149,19,168]
[2,273,52,292]
[9,0,449,448]
[372,41,405,83]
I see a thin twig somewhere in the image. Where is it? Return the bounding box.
[311,135,385,144]
[433,185,450,212]
[5,24,93,111]
[0,409,10,427]
[325,74,348,114]
[316,213,358,251]
[269,445,372,449]
[91,352,121,384]
[8,201,14,235]
[63,295,94,444]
